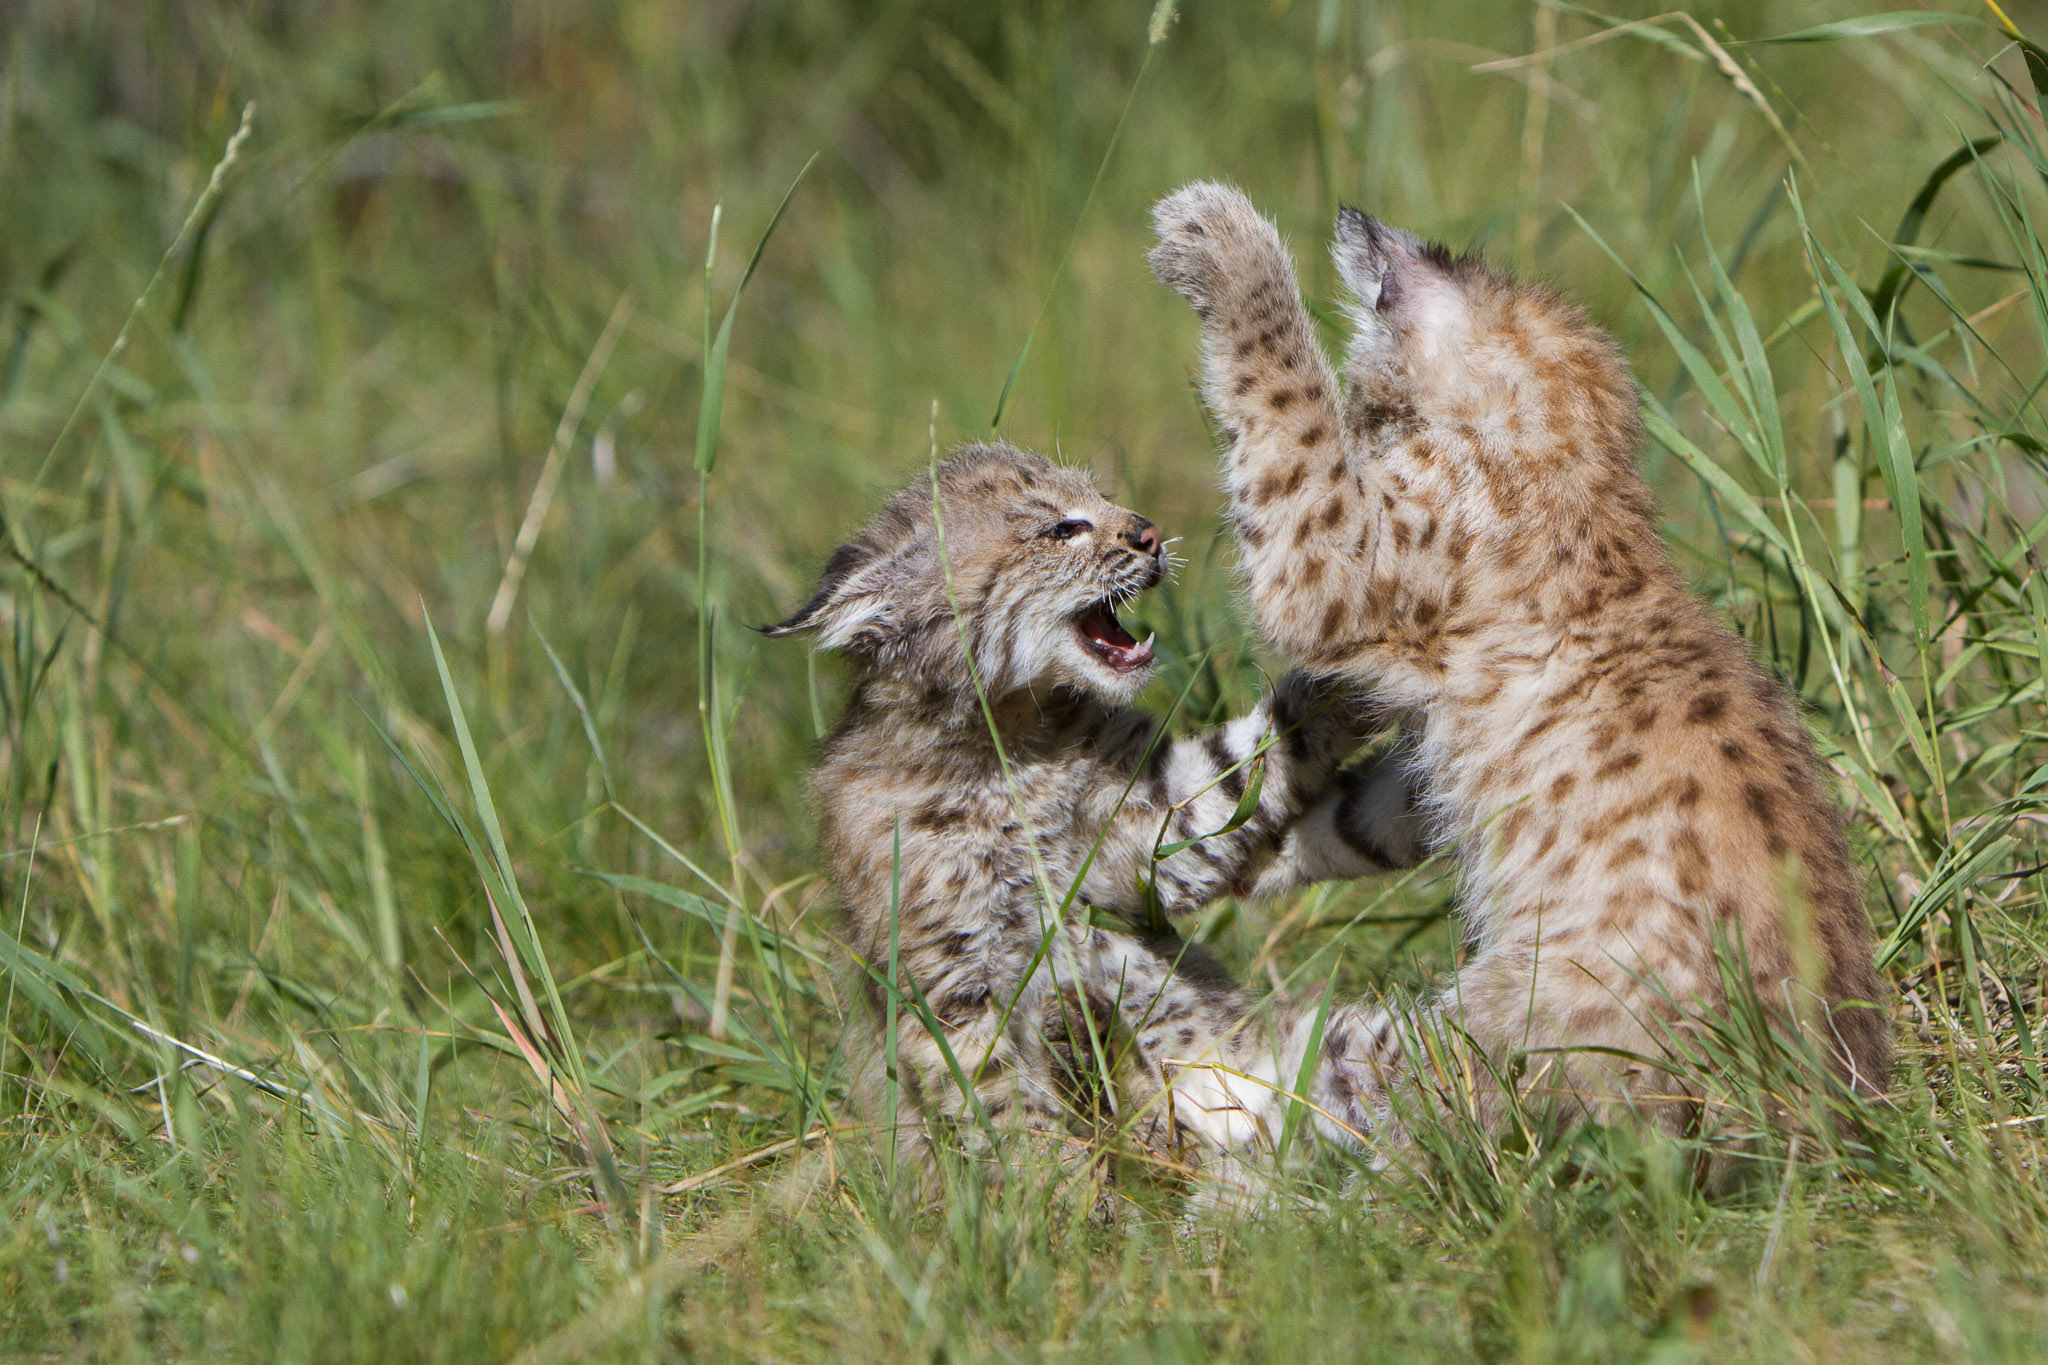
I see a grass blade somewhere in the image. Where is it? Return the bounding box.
[1790,180,1932,645]
[694,154,818,477]
[1740,13,1982,44]
[990,2,1178,428]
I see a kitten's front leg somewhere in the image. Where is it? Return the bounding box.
[1080,671,1371,917]
[1242,742,1431,900]
[1147,183,1347,503]
[1150,184,1393,666]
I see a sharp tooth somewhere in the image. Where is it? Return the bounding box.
[1139,632,1155,652]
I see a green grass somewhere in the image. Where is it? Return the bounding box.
[5,0,2048,1358]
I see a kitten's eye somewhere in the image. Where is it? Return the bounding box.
[1046,519,1092,541]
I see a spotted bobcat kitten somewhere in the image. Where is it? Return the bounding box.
[767,443,1413,1183]
[1150,183,1889,1146]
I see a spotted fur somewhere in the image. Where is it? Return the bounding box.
[1150,183,1890,1150]
[771,443,1418,1188]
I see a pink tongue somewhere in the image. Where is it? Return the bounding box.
[1085,611,1137,648]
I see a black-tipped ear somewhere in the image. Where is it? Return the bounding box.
[1332,207,1451,313]
[1334,205,1382,248]
[758,542,873,638]
[1333,206,1404,310]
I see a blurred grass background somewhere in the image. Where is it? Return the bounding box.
[6,0,2048,1358]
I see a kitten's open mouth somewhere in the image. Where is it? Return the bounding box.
[1073,602,1155,674]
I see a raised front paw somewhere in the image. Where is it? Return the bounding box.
[1270,669,1384,762]
[1147,181,1280,317]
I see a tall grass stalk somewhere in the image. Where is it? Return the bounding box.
[694,159,812,1041]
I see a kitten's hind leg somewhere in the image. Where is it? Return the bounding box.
[1289,953,1688,1161]
[1082,927,1301,1203]
[893,1008,1070,1144]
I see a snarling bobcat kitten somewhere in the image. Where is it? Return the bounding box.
[767,443,1421,1188]
[1150,183,1889,1149]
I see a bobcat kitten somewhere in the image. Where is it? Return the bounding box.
[1150,183,1889,1147]
[768,443,1418,1183]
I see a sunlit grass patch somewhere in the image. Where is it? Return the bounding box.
[4,1,2048,1359]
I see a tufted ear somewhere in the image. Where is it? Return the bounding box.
[1335,206,1471,311]
[1332,206,1475,365]
[1330,208,1423,307]
[758,541,895,649]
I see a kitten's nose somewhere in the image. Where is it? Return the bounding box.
[1125,518,1162,557]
